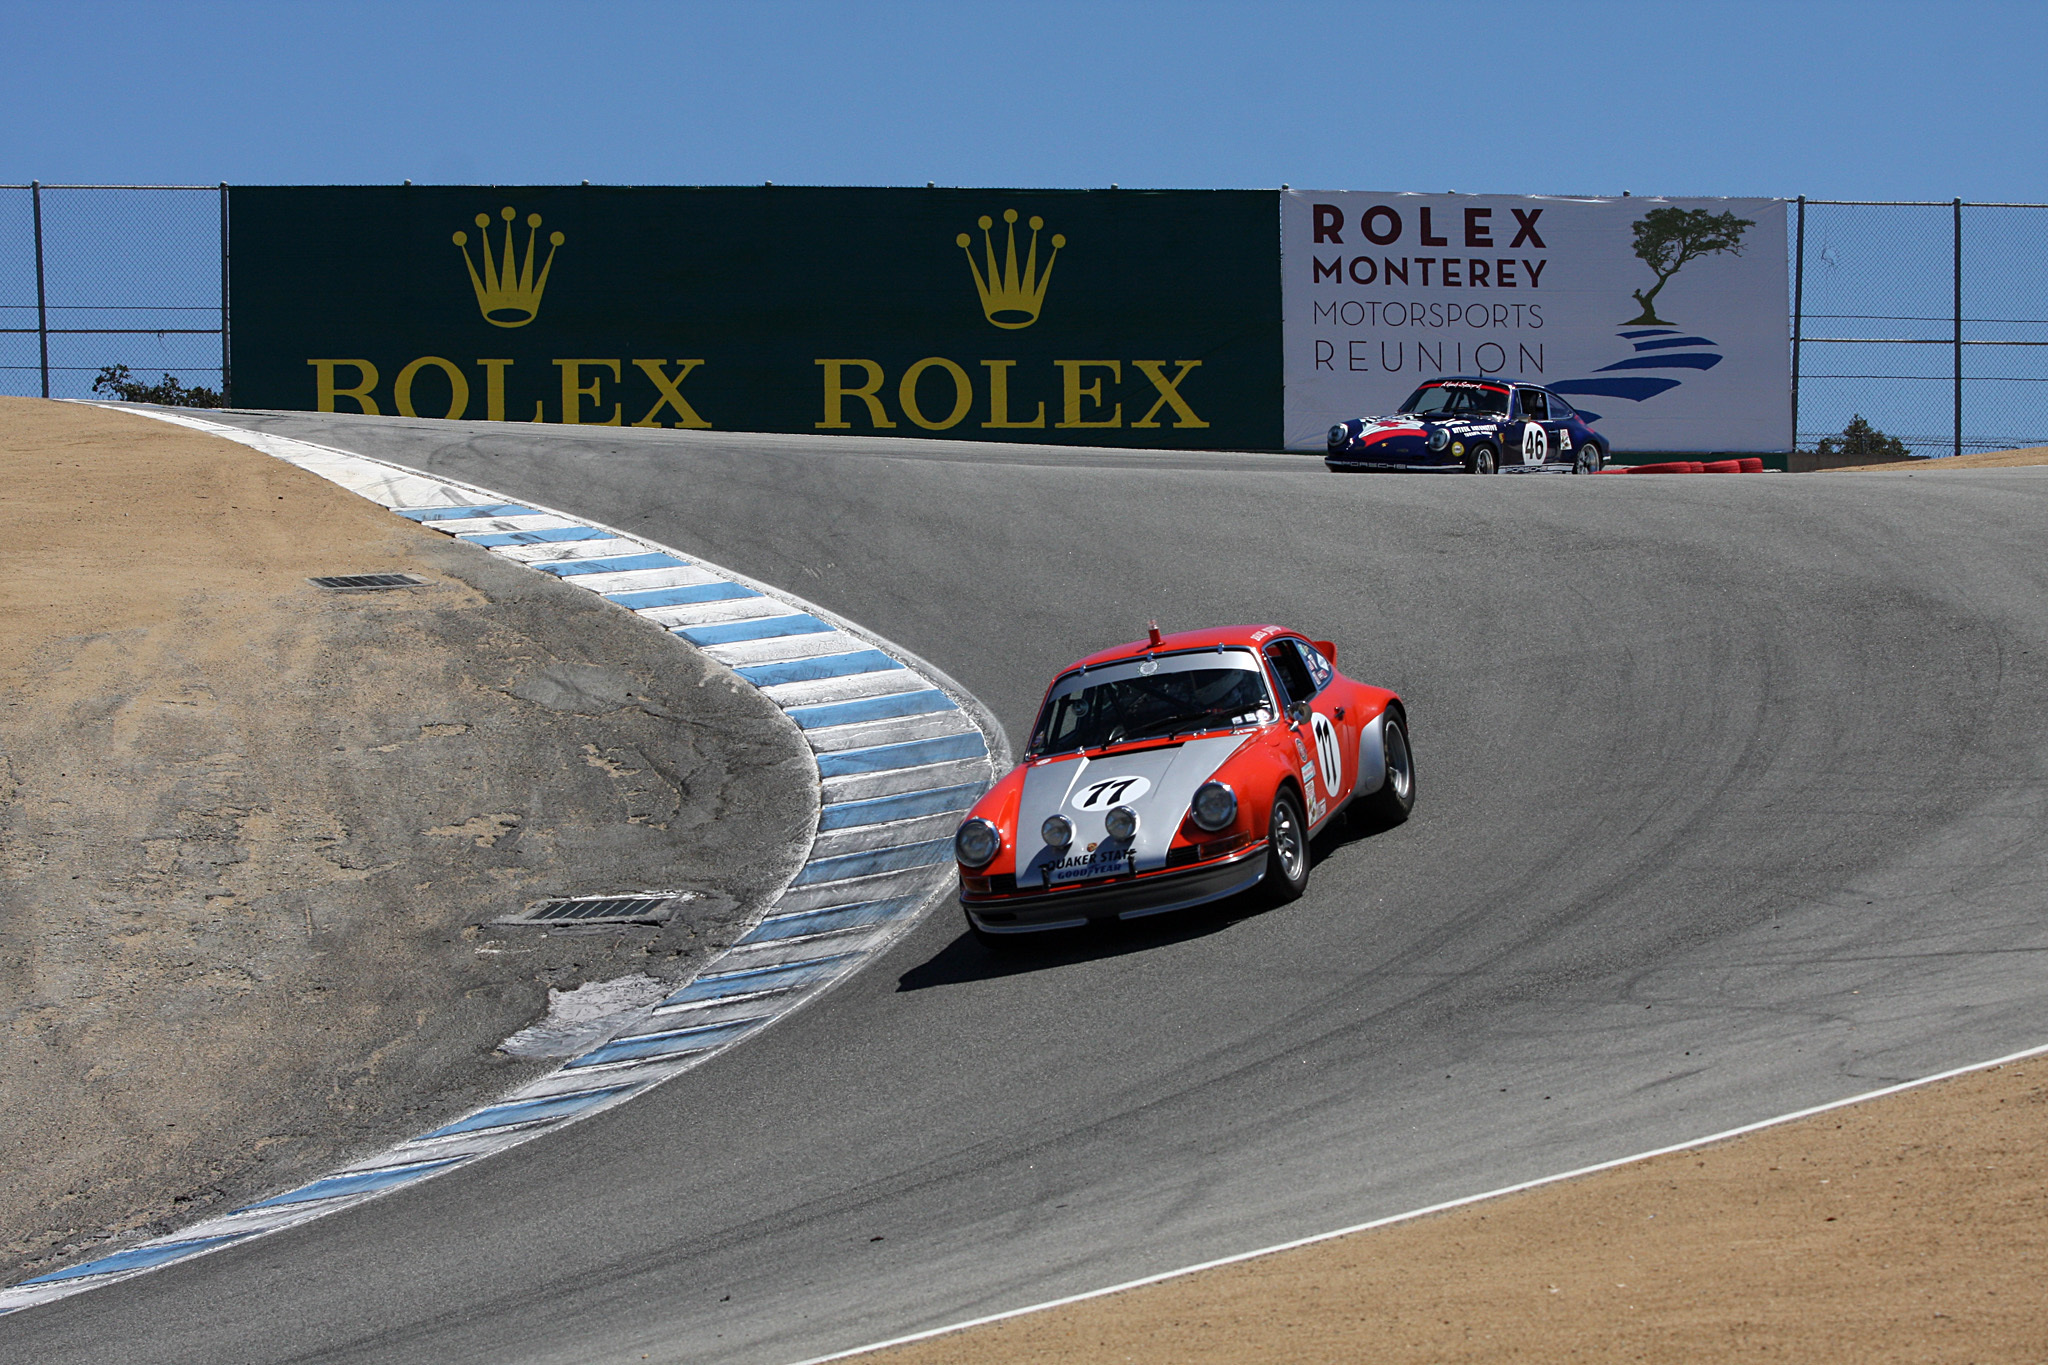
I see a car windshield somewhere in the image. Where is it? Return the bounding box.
[1028,649,1274,755]
[1399,383,1508,416]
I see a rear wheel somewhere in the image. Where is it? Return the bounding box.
[1263,787,1311,905]
[1465,444,1497,475]
[1572,440,1603,474]
[1353,710,1417,827]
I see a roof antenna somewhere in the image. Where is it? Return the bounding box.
[1147,620,1163,648]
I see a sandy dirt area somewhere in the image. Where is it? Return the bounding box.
[873,1057,2047,1364]
[0,398,814,1284]
[1826,444,2048,471]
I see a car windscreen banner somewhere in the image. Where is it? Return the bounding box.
[1280,192,1790,454]
[229,186,1280,449]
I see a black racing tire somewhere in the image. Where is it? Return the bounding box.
[1353,709,1417,827]
[1572,440,1604,475]
[1464,444,1498,475]
[1262,787,1311,905]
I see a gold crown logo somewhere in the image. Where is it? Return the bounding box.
[453,206,565,328]
[957,209,1065,329]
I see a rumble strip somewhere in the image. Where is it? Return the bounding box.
[0,409,1004,1316]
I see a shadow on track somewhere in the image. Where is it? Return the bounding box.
[897,809,1398,990]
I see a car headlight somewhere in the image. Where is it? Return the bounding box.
[1189,781,1238,832]
[1428,426,1449,451]
[1104,805,1139,841]
[1326,423,1350,447]
[1041,813,1074,847]
[954,817,1001,868]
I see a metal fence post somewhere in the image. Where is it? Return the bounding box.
[32,180,48,398]
[1791,195,1805,453]
[219,182,231,406]
[1953,197,1963,459]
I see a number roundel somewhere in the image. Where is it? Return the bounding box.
[1072,775,1153,810]
[1522,422,1548,465]
[1310,712,1343,798]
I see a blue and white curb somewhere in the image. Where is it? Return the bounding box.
[0,408,1006,1317]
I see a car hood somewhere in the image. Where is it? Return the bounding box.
[1352,415,1446,439]
[1365,413,1497,429]
[1013,734,1248,886]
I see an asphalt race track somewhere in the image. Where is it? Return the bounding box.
[12,415,2048,1364]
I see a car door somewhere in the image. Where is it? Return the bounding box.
[1546,392,1593,463]
[1263,638,1349,826]
[1538,388,1583,465]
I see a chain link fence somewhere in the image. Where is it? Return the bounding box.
[1794,198,2048,456]
[0,183,227,403]
[3,186,2043,454]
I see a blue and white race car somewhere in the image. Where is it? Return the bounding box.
[1325,377,1610,475]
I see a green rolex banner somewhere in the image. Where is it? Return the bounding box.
[229,186,1281,449]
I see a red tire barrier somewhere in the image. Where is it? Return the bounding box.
[1620,458,1767,474]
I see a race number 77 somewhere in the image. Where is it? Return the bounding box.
[1080,778,1141,808]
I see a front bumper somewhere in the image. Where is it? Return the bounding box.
[962,845,1267,933]
[1325,456,1466,472]
[1325,444,1463,472]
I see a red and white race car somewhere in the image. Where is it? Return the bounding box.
[953,624,1414,944]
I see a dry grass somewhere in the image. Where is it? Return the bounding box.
[870,1061,2048,1364]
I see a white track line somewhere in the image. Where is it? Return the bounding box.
[790,1037,2048,1365]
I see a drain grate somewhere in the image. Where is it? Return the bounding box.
[497,892,694,926]
[309,573,427,591]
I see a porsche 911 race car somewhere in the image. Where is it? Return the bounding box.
[952,623,1415,944]
[1325,377,1610,475]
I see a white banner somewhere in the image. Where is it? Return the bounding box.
[1282,192,1789,453]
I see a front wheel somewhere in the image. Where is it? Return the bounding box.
[1572,441,1603,475]
[1353,711,1416,827]
[1464,444,1497,475]
[1262,788,1311,905]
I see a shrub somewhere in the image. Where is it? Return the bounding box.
[90,364,222,408]
[1816,414,1911,462]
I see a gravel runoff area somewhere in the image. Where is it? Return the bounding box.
[870,1058,2048,1364]
[1824,444,2048,472]
[0,398,814,1286]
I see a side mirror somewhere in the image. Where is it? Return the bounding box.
[1312,639,1337,666]
[1288,701,1311,725]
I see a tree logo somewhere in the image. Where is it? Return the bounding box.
[1625,207,1754,325]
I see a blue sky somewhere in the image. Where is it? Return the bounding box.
[3,0,2043,200]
